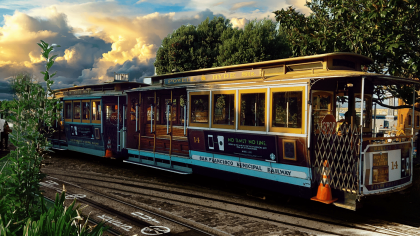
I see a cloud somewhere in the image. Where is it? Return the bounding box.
[0,0,312,101]
[230,1,256,11]
[230,17,249,29]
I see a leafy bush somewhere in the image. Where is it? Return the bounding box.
[0,41,107,235]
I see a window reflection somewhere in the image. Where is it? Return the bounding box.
[65,102,72,119]
[214,94,234,125]
[272,92,302,128]
[82,101,90,120]
[73,101,80,119]
[240,93,265,126]
[191,95,209,123]
[92,101,101,121]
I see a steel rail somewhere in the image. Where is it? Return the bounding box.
[44,174,414,236]
[44,176,218,236]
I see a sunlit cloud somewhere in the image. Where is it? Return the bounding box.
[230,17,249,28]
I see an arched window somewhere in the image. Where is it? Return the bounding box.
[408,115,412,126]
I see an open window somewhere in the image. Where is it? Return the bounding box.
[239,89,266,131]
[270,87,305,133]
[212,90,235,129]
[189,91,210,128]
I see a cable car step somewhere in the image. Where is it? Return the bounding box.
[123,160,191,175]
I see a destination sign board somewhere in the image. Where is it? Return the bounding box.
[164,69,262,85]
[63,89,91,96]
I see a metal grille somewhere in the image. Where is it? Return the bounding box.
[313,121,360,193]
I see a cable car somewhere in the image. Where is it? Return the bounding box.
[52,53,418,210]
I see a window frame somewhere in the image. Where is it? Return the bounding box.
[212,90,236,129]
[269,86,305,134]
[92,100,101,124]
[189,91,210,128]
[238,88,267,131]
[73,100,82,122]
[64,101,72,122]
[82,100,91,123]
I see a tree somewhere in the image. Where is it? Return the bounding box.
[154,17,232,75]
[216,19,291,66]
[273,0,420,108]
[154,17,292,74]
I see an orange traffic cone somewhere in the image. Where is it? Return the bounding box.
[105,137,112,158]
[311,160,338,204]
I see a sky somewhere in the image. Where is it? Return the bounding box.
[0,0,311,101]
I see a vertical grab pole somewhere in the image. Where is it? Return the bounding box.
[153,91,157,153]
[167,104,169,134]
[117,96,120,152]
[170,90,173,156]
[136,105,138,132]
[412,87,415,136]
[150,105,153,133]
[412,86,416,179]
[138,92,142,151]
[373,102,377,137]
[359,76,365,195]
[184,105,187,136]
[123,105,125,149]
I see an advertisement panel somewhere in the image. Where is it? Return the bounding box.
[70,125,94,139]
[202,130,277,161]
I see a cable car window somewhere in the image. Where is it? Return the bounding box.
[240,93,265,127]
[191,95,209,123]
[163,99,177,124]
[82,100,90,122]
[105,105,116,123]
[272,91,302,128]
[73,101,81,120]
[180,95,187,125]
[92,100,101,123]
[64,102,72,121]
[213,94,235,125]
[146,97,160,122]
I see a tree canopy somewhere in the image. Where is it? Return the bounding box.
[273,0,420,108]
[154,17,291,75]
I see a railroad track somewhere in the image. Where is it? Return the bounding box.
[42,170,420,236]
[40,178,222,236]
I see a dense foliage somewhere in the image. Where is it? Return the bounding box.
[273,0,420,107]
[154,17,291,74]
[0,41,107,235]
